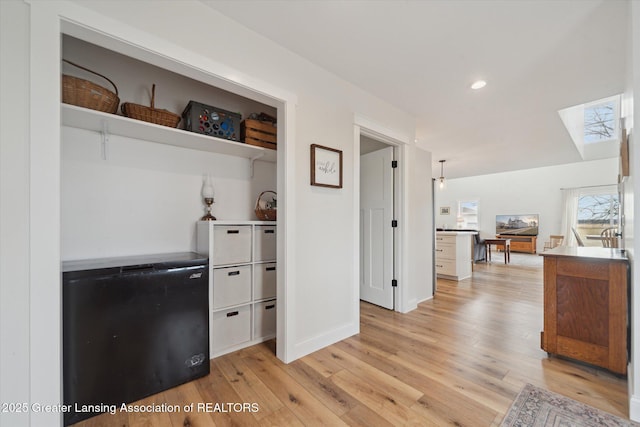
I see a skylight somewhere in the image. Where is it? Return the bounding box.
[584,99,617,144]
[558,94,621,160]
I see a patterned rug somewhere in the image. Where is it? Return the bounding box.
[501,383,639,426]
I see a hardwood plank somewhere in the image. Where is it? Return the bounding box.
[340,404,397,427]
[126,391,175,427]
[163,382,216,427]
[279,358,358,416]
[330,369,425,426]
[242,350,348,426]
[215,353,283,420]
[195,361,261,427]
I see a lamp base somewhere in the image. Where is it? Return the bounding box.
[201,197,216,221]
[200,213,217,221]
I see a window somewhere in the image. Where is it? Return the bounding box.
[457,200,478,229]
[576,189,619,246]
[557,94,621,161]
[584,100,617,144]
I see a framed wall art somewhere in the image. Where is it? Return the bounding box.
[310,144,343,189]
[440,207,451,215]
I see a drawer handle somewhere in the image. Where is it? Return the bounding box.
[226,311,239,317]
[266,267,276,271]
[227,230,240,234]
[435,249,443,252]
[265,304,275,310]
[264,230,275,234]
[436,264,443,268]
[228,271,241,276]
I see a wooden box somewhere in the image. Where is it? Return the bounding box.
[241,119,277,150]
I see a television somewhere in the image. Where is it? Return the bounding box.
[496,214,539,236]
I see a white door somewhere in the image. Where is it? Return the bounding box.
[360,146,394,309]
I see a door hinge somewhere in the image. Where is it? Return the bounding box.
[391,160,398,168]
[392,279,398,287]
[391,220,398,228]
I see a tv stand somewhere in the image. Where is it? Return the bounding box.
[496,235,537,253]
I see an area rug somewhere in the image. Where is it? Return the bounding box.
[501,383,639,426]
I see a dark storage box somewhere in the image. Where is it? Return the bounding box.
[182,100,241,141]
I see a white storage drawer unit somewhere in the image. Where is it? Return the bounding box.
[197,221,277,357]
[253,300,276,339]
[254,262,277,300]
[211,265,252,309]
[211,305,251,353]
[211,225,252,266]
[254,225,277,261]
[435,231,474,281]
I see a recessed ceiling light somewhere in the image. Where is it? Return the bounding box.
[471,80,487,90]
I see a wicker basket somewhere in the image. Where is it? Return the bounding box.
[255,191,277,221]
[62,59,119,114]
[121,84,181,128]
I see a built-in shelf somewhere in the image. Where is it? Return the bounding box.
[61,103,277,163]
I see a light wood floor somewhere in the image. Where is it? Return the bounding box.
[73,256,630,426]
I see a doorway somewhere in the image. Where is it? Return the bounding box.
[360,135,396,310]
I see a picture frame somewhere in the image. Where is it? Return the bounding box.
[440,207,450,215]
[620,127,629,177]
[310,144,343,188]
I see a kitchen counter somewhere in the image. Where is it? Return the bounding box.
[539,246,627,261]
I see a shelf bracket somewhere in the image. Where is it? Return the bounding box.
[100,120,110,160]
[250,153,264,178]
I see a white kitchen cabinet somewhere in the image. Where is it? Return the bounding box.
[197,221,277,358]
[435,232,474,281]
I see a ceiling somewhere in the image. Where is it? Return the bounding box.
[202,0,629,179]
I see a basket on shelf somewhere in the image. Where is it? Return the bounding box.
[121,84,181,128]
[62,59,120,114]
[255,191,277,221]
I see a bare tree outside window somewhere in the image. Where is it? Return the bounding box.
[578,194,619,223]
[576,193,619,246]
[584,102,615,143]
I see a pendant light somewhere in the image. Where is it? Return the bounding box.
[438,160,446,190]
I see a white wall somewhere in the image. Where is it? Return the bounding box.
[408,146,433,303]
[0,1,31,426]
[434,158,618,251]
[61,128,276,259]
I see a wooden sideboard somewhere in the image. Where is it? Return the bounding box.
[496,234,536,253]
[540,247,629,375]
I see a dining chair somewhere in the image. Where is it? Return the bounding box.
[543,235,564,251]
[571,227,585,247]
[601,227,619,248]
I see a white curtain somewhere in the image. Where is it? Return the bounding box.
[561,188,580,246]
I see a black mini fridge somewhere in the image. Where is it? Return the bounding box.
[63,252,209,426]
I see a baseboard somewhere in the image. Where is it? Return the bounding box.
[292,321,359,361]
[629,394,640,422]
[417,295,433,304]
